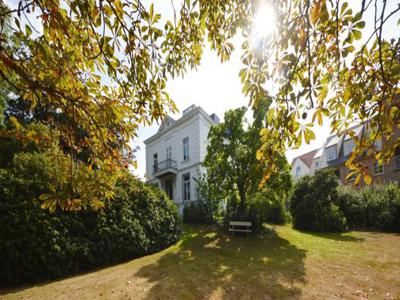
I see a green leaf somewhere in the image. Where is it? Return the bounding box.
[352,30,362,40]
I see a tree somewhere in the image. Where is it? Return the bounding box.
[203,105,291,220]
[1,0,399,209]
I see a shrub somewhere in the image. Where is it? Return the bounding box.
[183,200,213,224]
[338,183,400,232]
[252,192,290,225]
[290,169,347,232]
[0,152,182,287]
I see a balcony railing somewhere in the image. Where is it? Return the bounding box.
[153,159,177,175]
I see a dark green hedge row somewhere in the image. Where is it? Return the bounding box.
[0,152,182,287]
[338,183,400,232]
[290,169,400,233]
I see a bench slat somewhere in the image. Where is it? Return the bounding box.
[229,221,252,226]
[228,228,252,232]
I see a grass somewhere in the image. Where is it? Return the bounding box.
[1,224,399,299]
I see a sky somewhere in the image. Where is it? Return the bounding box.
[133,1,399,179]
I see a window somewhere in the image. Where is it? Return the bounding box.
[295,166,301,178]
[166,146,172,160]
[374,139,382,151]
[153,153,158,171]
[373,161,384,175]
[183,137,189,160]
[344,139,355,157]
[182,173,191,201]
[326,146,337,161]
[347,169,356,182]
[395,155,400,170]
[315,161,319,168]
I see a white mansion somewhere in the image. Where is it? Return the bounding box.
[144,105,219,214]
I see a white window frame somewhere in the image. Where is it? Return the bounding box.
[394,155,400,170]
[326,146,337,162]
[166,146,172,160]
[347,169,356,182]
[374,139,382,151]
[183,137,189,161]
[373,162,384,175]
[153,153,158,170]
[344,139,355,157]
[182,172,191,201]
[295,166,301,177]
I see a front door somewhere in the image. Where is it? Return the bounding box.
[164,179,173,200]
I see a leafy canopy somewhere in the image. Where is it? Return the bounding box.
[1,0,399,209]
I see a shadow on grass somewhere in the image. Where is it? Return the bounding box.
[135,224,307,299]
[295,228,365,242]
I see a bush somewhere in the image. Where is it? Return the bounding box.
[183,200,214,224]
[0,152,182,287]
[290,169,347,232]
[253,193,290,225]
[338,183,400,232]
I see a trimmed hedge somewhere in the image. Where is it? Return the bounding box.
[0,152,182,287]
[338,183,400,232]
[290,170,347,232]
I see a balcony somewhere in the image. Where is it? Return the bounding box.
[153,159,178,178]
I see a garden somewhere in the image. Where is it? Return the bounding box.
[2,224,400,299]
[1,1,399,298]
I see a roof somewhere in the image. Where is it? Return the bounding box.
[144,105,217,144]
[344,123,364,141]
[325,134,341,148]
[314,148,323,158]
[292,149,320,168]
[157,116,176,133]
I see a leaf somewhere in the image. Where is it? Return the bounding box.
[364,175,372,185]
[352,30,362,40]
[311,1,322,25]
[9,116,22,130]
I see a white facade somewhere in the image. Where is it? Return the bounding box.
[290,158,311,179]
[144,105,218,214]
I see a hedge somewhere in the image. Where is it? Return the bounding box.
[338,183,400,232]
[0,152,182,287]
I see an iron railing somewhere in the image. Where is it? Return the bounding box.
[153,159,177,174]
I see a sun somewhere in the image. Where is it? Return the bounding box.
[251,3,277,49]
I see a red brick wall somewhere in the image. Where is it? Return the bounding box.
[339,126,400,186]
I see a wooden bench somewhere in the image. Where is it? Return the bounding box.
[229,221,252,236]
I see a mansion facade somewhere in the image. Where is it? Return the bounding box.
[144,105,219,214]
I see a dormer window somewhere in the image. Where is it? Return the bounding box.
[326,146,337,161]
[344,139,355,157]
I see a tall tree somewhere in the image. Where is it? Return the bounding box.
[203,106,291,216]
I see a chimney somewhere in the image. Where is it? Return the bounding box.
[209,113,220,123]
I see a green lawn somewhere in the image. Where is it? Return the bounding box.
[2,224,399,299]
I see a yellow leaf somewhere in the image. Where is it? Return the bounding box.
[311,0,322,25]
[364,175,372,185]
[256,149,263,161]
[9,116,22,131]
